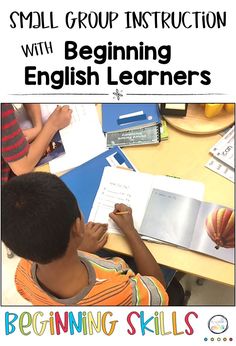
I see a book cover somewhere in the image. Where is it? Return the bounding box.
[36,131,65,166]
[106,124,161,148]
[102,103,161,133]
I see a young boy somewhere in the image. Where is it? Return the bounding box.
[2,172,168,306]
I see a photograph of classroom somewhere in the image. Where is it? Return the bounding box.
[1,102,234,306]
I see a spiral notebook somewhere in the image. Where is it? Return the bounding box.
[106,124,161,148]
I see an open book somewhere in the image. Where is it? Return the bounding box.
[89,167,234,263]
[89,167,202,232]
[139,189,234,264]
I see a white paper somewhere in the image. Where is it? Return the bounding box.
[205,157,234,183]
[89,167,205,234]
[39,104,106,173]
[210,126,234,169]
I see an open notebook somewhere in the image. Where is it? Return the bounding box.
[89,166,205,234]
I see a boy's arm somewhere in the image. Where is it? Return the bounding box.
[109,203,166,288]
[8,105,72,175]
[22,104,43,142]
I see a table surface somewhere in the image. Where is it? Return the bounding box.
[36,105,234,286]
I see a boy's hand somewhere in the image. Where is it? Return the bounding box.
[78,222,108,253]
[109,203,137,236]
[48,105,72,131]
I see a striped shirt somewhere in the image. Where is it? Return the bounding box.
[15,251,169,306]
[1,103,29,184]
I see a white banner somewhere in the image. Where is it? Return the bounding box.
[0,0,235,102]
[1,306,236,345]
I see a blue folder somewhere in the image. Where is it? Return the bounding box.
[60,146,136,222]
[102,104,161,133]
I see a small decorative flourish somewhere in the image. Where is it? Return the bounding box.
[113,89,123,100]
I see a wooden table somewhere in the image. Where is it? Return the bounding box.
[37,105,234,286]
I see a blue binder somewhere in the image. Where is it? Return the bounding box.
[60,146,136,222]
[102,104,161,133]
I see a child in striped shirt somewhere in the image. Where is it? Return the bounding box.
[2,172,168,306]
[1,103,72,184]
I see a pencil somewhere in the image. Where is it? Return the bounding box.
[114,211,130,215]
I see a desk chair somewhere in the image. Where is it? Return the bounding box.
[166,276,191,306]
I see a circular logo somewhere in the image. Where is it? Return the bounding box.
[208,315,228,334]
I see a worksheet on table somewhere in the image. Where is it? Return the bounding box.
[89,167,152,233]
[40,104,106,174]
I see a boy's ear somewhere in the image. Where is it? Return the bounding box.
[71,217,84,241]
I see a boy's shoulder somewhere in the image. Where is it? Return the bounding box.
[15,254,168,306]
[16,258,32,274]
[78,250,132,274]
[15,258,44,304]
[15,258,37,290]
[78,251,169,305]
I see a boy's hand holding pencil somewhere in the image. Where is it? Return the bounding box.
[109,203,136,235]
[114,211,130,215]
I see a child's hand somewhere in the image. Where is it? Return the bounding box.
[109,203,136,236]
[48,105,72,131]
[78,222,108,253]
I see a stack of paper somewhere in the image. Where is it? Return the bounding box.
[205,126,234,182]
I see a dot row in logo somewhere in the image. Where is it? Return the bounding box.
[204,337,233,342]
